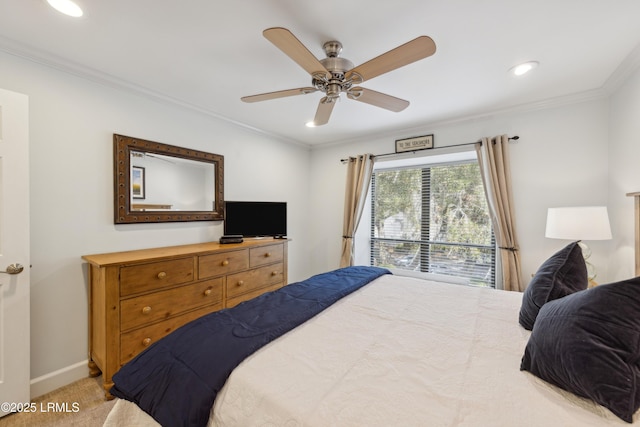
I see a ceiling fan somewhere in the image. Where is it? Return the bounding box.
[241,27,436,126]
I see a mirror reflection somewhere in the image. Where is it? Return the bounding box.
[129,151,216,212]
[114,134,224,223]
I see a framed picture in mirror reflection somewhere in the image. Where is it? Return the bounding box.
[131,166,145,199]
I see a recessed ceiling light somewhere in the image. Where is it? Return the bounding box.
[305,121,316,128]
[510,61,539,76]
[46,0,83,17]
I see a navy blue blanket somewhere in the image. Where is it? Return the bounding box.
[110,266,390,427]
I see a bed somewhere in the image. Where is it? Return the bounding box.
[103,254,640,426]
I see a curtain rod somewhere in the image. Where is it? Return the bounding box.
[340,135,520,163]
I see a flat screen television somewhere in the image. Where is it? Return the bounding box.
[224,201,287,238]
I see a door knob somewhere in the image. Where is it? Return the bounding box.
[0,263,24,275]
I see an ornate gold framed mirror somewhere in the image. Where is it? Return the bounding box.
[114,134,224,223]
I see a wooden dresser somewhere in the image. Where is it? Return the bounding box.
[82,238,288,398]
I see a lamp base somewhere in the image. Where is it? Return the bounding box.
[577,241,597,281]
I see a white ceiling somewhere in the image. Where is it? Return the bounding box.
[2,0,640,147]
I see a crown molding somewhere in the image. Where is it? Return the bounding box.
[0,35,307,148]
[602,41,640,95]
[3,33,637,151]
[316,88,609,150]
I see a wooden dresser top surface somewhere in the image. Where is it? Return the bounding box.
[82,238,288,267]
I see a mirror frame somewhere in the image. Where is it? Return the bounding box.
[114,134,224,223]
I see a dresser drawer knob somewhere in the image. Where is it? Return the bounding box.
[272,271,278,276]
[203,288,212,296]
[142,338,152,347]
[157,271,167,279]
[142,306,152,314]
[265,252,271,258]
[221,260,229,266]
[237,280,244,287]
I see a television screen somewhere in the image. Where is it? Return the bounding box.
[224,201,287,237]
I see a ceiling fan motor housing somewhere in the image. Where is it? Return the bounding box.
[312,41,356,100]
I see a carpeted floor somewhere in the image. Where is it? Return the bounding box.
[0,377,116,427]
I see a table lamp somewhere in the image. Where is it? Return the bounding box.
[545,206,612,280]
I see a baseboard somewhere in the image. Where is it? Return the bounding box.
[30,359,89,399]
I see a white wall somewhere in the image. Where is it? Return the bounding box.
[308,98,612,286]
[0,50,313,395]
[608,66,640,280]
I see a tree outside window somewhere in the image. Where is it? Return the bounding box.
[370,161,496,287]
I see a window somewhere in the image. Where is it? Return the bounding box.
[369,158,496,287]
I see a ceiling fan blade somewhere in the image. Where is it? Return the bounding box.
[346,36,436,83]
[347,87,409,112]
[241,87,317,103]
[311,97,336,126]
[263,27,330,78]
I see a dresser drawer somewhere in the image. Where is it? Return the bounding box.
[226,282,283,308]
[249,244,284,267]
[226,262,284,299]
[120,278,223,331]
[199,249,249,279]
[120,303,222,364]
[120,258,194,296]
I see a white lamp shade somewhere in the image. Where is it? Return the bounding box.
[545,206,612,241]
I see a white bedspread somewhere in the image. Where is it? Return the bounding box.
[105,274,634,426]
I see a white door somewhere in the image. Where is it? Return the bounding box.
[0,88,30,417]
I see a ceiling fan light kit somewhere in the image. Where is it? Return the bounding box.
[242,27,436,126]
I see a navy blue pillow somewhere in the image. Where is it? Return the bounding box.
[521,277,640,423]
[519,241,587,330]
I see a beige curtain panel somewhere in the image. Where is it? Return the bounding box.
[340,154,375,267]
[476,135,523,292]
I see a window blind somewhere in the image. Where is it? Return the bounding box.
[370,161,496,287]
